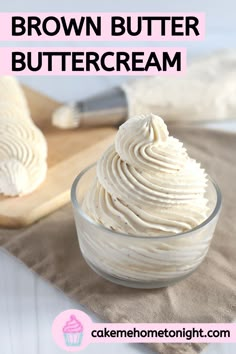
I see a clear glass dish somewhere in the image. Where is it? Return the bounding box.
[71,163,222,289]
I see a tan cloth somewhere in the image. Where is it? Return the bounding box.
[0,127,235,354]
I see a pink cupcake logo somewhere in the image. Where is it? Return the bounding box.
[63,314,83,347]
[52,309,91,351]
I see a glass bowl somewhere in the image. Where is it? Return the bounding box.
[71,163,222,289]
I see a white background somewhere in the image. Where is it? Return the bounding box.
[0,1,236,353]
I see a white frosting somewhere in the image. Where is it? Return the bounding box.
[0,76,47,197]
[52,105,80,129]
[81,115,212,284]
[0,115,47,159]
[0,76,29,114]
[80,225,213,283]
[0,103,31,122]
[83,114,208,236]
[123,51,236,122]
[0,159,29,196]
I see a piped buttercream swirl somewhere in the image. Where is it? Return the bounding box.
[83,114,208,236]
[0,76,47,196]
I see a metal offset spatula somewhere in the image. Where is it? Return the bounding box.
[52,51,236,129]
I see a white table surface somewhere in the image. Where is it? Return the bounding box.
[1,1,236,353]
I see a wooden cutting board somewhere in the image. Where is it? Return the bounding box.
[0,86,116,228]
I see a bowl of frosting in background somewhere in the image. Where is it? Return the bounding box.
[71,114,222,289]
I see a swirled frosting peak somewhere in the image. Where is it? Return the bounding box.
[83,114,208,236]
[0,76,47,196]
[116,113,169,148]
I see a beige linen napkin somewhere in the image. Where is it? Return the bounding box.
[0,127,235,354]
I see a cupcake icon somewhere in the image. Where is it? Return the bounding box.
[63,314,83,347]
